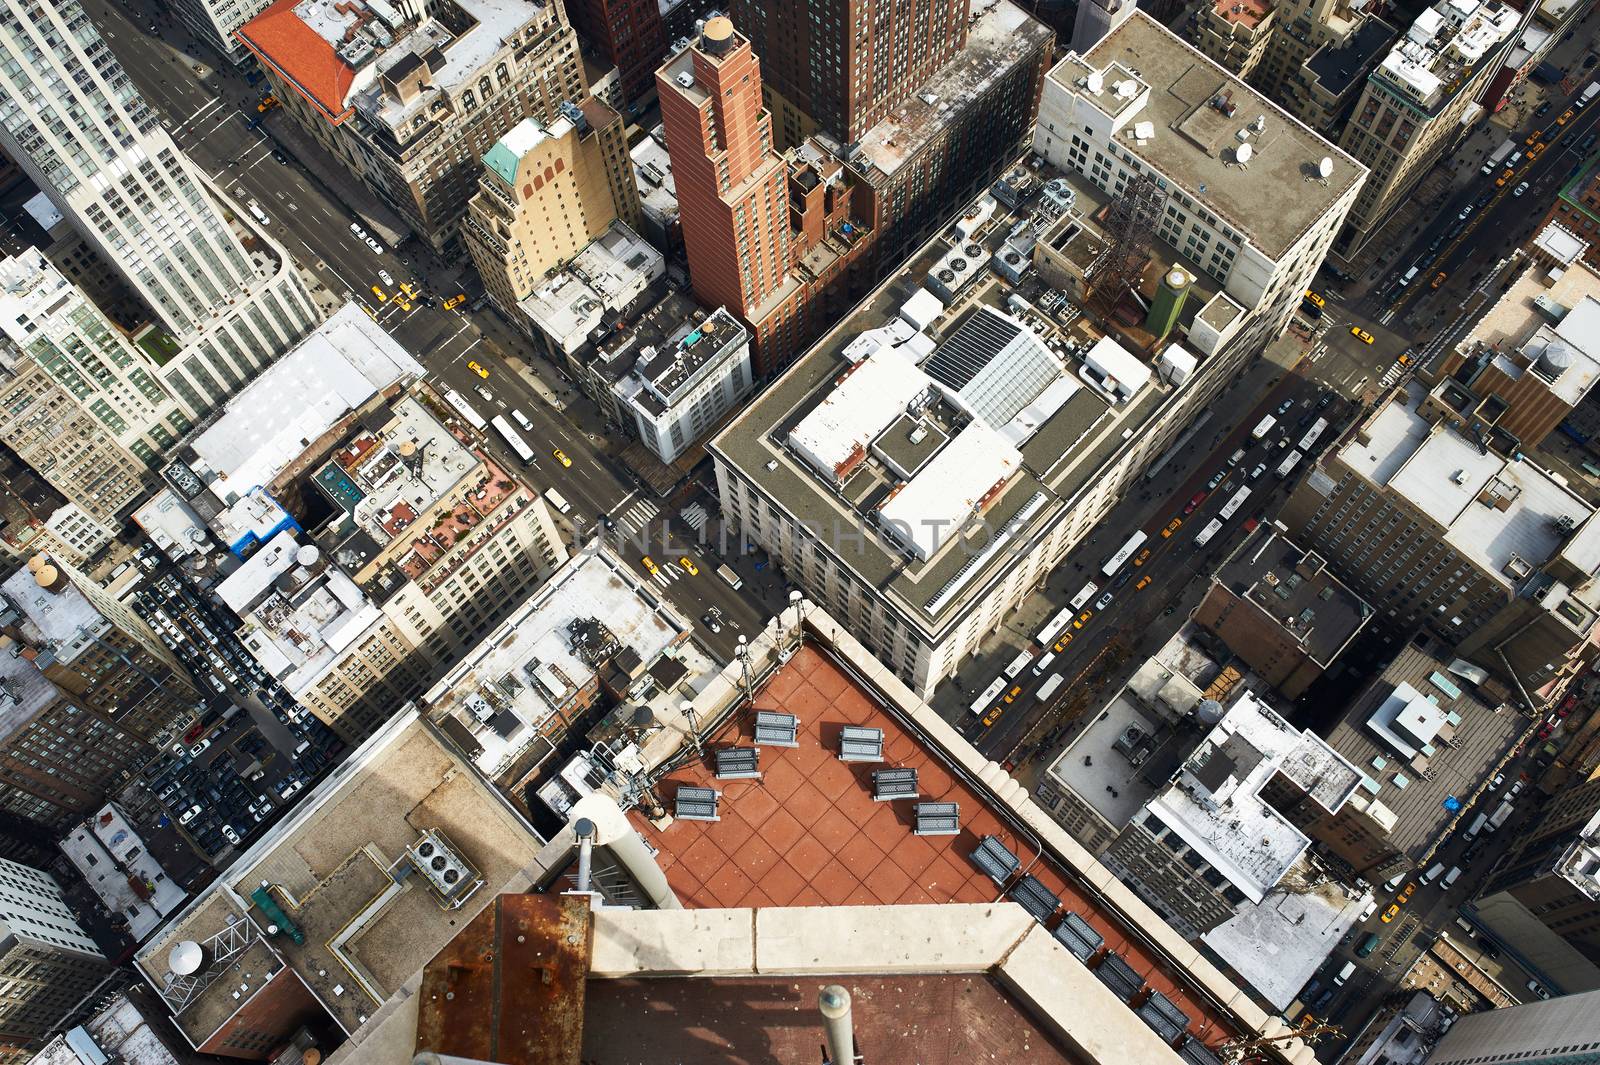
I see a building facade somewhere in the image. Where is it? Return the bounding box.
[564,0,666,102]
[733,0,970,147]
[1427,985,1600,1064]
[0,0,319,416]
[1279,380,1600,702]
[165,0,273,64]
[1468,776,1600,995]
[0,858,109,1064]
[238,0,587,252]
[1331,0,1520,263]
[464,98,640,323]
[620,306,752,463]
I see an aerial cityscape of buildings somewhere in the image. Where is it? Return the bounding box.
[3,0,1600,1060]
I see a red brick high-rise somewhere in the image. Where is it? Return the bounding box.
[734,0,970,146]
[662,16,872,375]
[564,0,666,102]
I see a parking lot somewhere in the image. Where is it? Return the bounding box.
[126,548,343,861]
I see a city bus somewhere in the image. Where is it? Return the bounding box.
[1217,486,1252,521]
[1251,415,1277,440]
[1194,518,1225,547]
[1275,449,1304,478]
[1100,531,1149,577]
[1037,674,1066,703]
[1298,417,1329,453]
[970,677,1007,716]
[1035,607,1074,648]
[491,415,536,465]
[444,388,487,431]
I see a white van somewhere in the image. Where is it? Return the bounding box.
[247,200,270,226]
[512,408,535,432]
[1003,650,1034,679]
[1442,866,1463,889]
[1463,812,1489,840]
[1383,872,1407,892]
[1333,961,1356,986]
[1420,862,1445,884]
[1032,652,1056,676]
[542,487,571,515]
[1070,582,1099,610]
[293,740,311,758]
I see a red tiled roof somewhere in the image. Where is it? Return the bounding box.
[634,645,1236,1048]
[235,0,355,125]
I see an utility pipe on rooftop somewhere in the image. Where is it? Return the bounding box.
[819,984,856,1065]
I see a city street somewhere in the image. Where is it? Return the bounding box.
[86,0,775,662]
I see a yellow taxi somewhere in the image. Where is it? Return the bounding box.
[1430,271,1447,289]
[1350,326,1375,345]
[1558,108,1575,126]
[467,361,489,379]
[552,448,572,468]
[1526,131,1543,146]
[1381,904,1400,923]
[1302,289,1326,309]
[679,556,699,576]
[1399,882,1416,902]
[1072,610,1093,630]
[396,299,412,311]
[443,294,467,310]
[1162,517,1183,538]
[1529,141,1548,159]
[1002,685,1023,705]
[1052,632,1074,653]
[640,556,660,577]
[1132,548,1151,567]
[256,94,279,113]
[1135,575,1152,590]
[400,281,418,298]
[370,285,387,302]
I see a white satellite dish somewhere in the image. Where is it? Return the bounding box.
[1236,142,1254,164]
[169,940,204,975]
[296,545,321,567]
[1086,71,1104,94]
[1319,156,1334,179]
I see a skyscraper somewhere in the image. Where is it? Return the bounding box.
[0,857,109,1063]
[0,0,319,416]
[734,0,970,145]
[658,16,873,373]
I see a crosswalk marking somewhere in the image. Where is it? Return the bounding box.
[681,502,710,533]
[617,499,660,535]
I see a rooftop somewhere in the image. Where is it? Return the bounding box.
[60,805,186,941]
[1371,0,1519,113]
[1335,380,1594,588]
[1052,11,1367,260]
[518,221,665,355]
[1199,861,1370,1010]
[0,565,109,664]
[1429,986,1600,1065]
[1322,644,1522,862]
[634,642,1238,1049]
[1304,15,1400,100]
[1455,253,1600,408]
[848,0,1054,181]
[630,126,677,230]
[421,543,691,781]
[711,159,1229,636]
[620,306,750,419]
[237,0,548,130]
[134,710,543,1048]
[1145,690,1361,903]
[29,993,182,1065]
[1211,526,1372,666]
[187,304,421,496]
[1208,0,1273,32]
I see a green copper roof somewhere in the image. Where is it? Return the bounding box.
[482,118,550,186]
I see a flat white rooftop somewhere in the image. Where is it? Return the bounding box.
[190,303,421,495]
[1338,381,1594,586]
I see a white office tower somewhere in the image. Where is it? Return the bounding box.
[1072,0,1137,53]
[0,250,186,524]
[0,857,109,1060]
[0,0,319,418]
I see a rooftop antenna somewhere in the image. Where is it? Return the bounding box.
[1086,171,1162,319]
[735,635,753,706]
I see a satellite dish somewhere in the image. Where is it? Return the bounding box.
[296,545,321,567]
[1086,71,1104,94]
[1319,156,1334,179]
[1236,142,1254,164]
[169,941,204,975]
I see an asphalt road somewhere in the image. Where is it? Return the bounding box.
[87,0,769,662]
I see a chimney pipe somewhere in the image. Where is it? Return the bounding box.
[819,985,854,1064]
[574,817,595,893]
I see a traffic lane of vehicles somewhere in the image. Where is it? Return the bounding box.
[966,383,1315,728]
